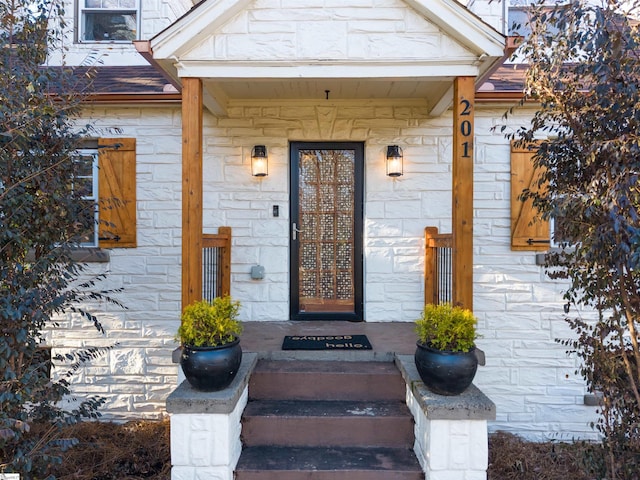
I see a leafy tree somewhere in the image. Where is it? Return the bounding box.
[507,0,640,476]
[1,1,118,477]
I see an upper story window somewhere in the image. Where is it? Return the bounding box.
[508,7,530,37]
[78,0,139,43]
[508,5,566,38]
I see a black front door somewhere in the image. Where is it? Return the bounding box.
[290,142,364,321]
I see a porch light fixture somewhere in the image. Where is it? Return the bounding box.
[251,145,268,177]
[386,145,403,177]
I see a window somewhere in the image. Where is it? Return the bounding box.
[78,0,139,43]
[510,141,550,251]
[508,5,567,38]
[508,6,532,37]
[73,149,99,247]
[71,138,137,249]
[549,216,569,248]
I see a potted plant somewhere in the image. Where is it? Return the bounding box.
[176,296,243,391]
[414,303,478,395]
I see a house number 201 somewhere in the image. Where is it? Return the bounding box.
[459,98,472,158]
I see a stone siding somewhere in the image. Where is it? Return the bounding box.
[48,101,600,440]
[186,0,472,62]
[473,108,599,440]
[52,0,507,66]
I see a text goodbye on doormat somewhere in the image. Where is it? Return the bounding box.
[282,335,373,350]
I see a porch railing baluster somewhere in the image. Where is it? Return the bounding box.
[424,227,453,306]
[202,227,232,302]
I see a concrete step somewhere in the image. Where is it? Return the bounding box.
[248,360,406,401]
[239,359,422,479]
[242,399,414,448]
[235,445,423,480]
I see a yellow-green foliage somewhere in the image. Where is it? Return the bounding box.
[415,303,477,352]
[177,296,242,347]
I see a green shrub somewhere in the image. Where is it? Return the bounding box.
[177,296,242,347]
[415,303,477,352]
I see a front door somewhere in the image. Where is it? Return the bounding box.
[290,142,364,321]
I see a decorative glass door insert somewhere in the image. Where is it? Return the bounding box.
[290,142,363,321]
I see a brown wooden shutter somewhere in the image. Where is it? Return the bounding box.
[510,141,549,251]
[98,138,136,248]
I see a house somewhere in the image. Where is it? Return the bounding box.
[50,0,600,446]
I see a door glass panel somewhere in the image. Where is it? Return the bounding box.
[297,149,355,314]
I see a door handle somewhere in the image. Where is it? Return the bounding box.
[292,222,303,240]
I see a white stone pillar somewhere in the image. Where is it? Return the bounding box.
[396,355,496,480]
[166,353,257,480]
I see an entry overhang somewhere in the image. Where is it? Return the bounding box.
[146,0,507,116]
[173,61,484,79]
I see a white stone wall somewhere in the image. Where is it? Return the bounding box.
[201,100,450,323]
[464,0,507,34]
[170,387,247,480]
[46,0,507,67]
[414,418,490,479]
[49,100,600,440]
[186,0,473,63]
[473,107,600,440]
[51,105,184,418]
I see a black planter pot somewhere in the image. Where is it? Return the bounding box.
[414,342,478,396]
[180,337,242,392]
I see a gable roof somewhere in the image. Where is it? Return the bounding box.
[138,0,506,116]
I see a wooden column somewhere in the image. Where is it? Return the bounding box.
[452,76,475,310]
[181,77,203,310]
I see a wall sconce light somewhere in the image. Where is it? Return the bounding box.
[386,145,403,177]
[251,145,268,177]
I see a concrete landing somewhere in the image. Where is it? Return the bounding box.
[241,321,416,360]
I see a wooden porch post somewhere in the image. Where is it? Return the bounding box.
[452,76,475,310]
[181,77,203,310]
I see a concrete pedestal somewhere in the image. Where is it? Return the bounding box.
[396,355,496,480]
[166,354,257,480]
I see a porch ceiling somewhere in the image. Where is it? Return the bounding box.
[143,0,507,117]
[200,76,452,106]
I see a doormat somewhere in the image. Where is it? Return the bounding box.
[282,335,372,350]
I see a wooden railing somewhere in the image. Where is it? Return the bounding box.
[424,226,453,306]
[202,227,231,301]
[202,225,452,305]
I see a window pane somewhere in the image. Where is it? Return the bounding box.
[75,178,94,197]
[76,154,94,176]
[75,201,97,247]
[71,150,98,247]
[508,6,563,38]
[85,0,102,7]
[83,12,136,41]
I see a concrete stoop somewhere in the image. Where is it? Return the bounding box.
[166,352,496,480]
[235,359,423,479]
